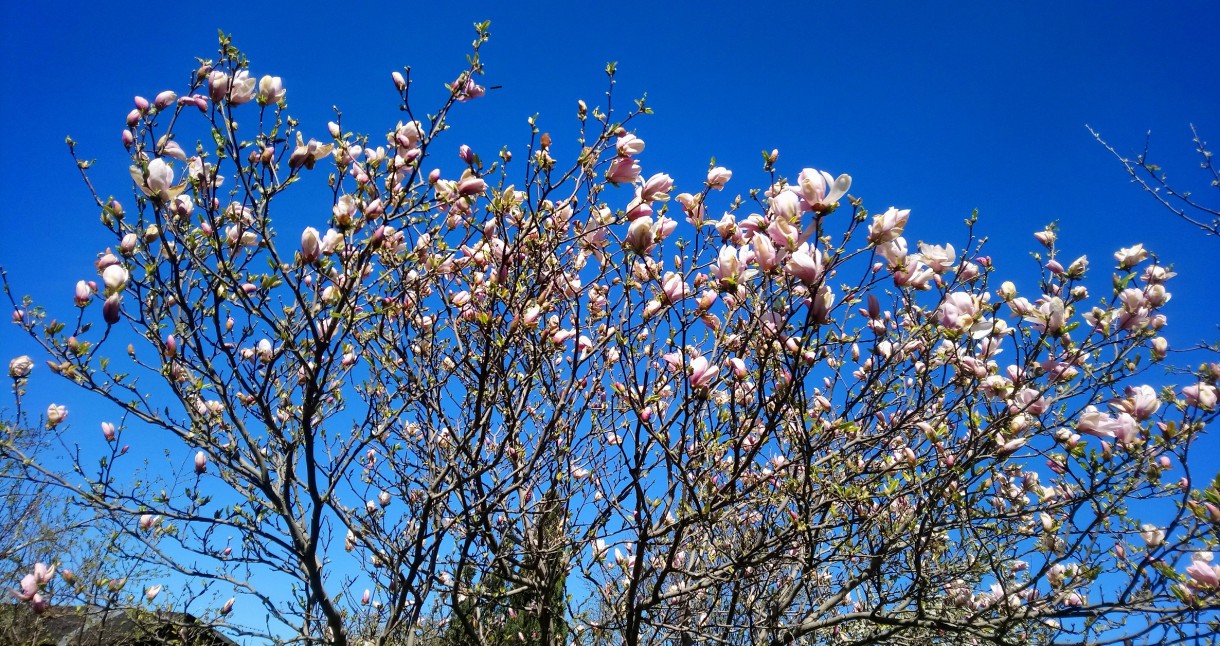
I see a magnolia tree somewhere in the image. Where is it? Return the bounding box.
[4,26,1219,646]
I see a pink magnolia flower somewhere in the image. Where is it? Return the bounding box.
[257,75,285,104]
[1139,524,1165,549]
[706,166,732,189]
[811,285,836,323]
[713,246,756,288]
[784,243,825,286]
[868,207,909,244]
[457,169,486,196]
[288,133,335,170]
[154,90,177,109]
[9,355,34,379]
[639,173,673,203]
[752,234,780,272]
[1114,243,1147,269]
[770,191,801,223]
[46,404,67,429]
[1115,385,1160,420]
[939,292,980,331]
[103,294,122,325]
[795,168,851,213]
[606,156,641,184]
[1182,383,1217,410]
[129,158,185,202]
[689,355,719,389]
[624,217,655,254]
[102,265,129,293]
[194,451,207,474]
[300,227,321,264]
[1185,552,1219,588]
[916,242,956,274]
[454,75,485,101]
[209,69,254,105]
[12,573,38,601]
[616,134,645,156]
[661,272,689,304]
[33,563,55,586]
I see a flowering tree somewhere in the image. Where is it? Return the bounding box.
[4,26,1219,646]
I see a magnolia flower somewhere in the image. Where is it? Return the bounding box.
[706,166,732,189]
[1182,383,1217,410]
[457,169,486,196]
[713,246,756,288]
[795,168,851,213]
[46,404,67,429]
[689,355,719,389]
[209,69,255,104]
[785,243,825,286]
[616,134,645,156]
[770,190,801,222]
[74,280,94,307]
[1115,385,1160,420]
[624,217,655,254]
[939,292,980,331]
[1185,552,1219,588]
[300,227,321,264]
[917,242,956,274]
[1114,243,1147,269]
[1139,524,1165,549]
[752,234,780,272]
[639,173,673,202]
[103,294,122,325]
[289,133,334,170]
[129,158,185,202]
[102,265,129,292]
[258,75,285,104]
[8,355,33,379]
[145,585,162,601]
[606,156,641,184]
[868,207,909,244]
[661,272,689,303]
[194,451,207,474]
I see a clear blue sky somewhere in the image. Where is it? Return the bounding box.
[2,2,1217,345]
[1,0,1218,628]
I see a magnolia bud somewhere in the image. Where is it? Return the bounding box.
[194,450,207,474]
[74,280,93,306]
[103,294,122,325]
[102,422,117,442]
[391,71,406,91]
[154,90,177,109]
[120,233,138,256]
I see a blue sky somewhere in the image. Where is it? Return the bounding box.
[2,2,1218,346]
[1,0,1218,633]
